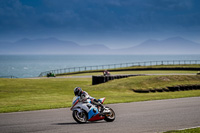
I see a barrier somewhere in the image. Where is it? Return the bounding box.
[92,75,143,85]
[132,84,200,93]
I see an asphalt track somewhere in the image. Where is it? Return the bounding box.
[0,97,200,133]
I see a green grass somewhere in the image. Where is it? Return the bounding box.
[0,78,90,112]
[112,64,200,72]
[0,75,200,113]
[58,70,198,76]
[164,127,200,133]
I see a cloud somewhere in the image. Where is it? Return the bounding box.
[142,0,193,10]
[39,0,200,31]
[0,0,200,45]
[0,0,35,31]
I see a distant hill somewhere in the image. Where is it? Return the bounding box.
[120,37,200,54]
[0,37,200,54]
[0,38,111,54]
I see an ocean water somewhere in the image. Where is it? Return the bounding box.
[0,54,200,78]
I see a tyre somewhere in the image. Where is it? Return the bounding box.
[104,107,115,122]
[72,110,87,124]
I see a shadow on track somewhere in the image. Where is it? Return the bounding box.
[54,122,78,125]
[54,121,106,125]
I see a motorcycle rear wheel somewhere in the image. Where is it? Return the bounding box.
[104,107,115,122]
[72,110,87,124]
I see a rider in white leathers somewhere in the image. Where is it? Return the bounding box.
[74,87,104,112]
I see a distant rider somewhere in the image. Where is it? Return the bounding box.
[103,70,110,76]
[74,87,104,112]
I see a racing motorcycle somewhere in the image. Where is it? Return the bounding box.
[70,96,115,123]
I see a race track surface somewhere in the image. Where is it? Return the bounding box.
[0,97,200,133]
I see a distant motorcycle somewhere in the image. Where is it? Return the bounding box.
[70,96,115,123]
[103,70,110,76]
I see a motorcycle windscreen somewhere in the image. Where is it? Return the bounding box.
[72,96,79,105]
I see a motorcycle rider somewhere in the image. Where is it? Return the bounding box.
[74,87,104,112]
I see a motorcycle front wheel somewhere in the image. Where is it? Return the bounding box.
[72,110,87,124]
[104,107,115,122]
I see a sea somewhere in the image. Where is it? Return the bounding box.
[0,54,200,78]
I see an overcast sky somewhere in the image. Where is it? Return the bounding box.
[0,0,200,48]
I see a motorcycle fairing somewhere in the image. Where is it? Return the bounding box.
[87,107,105,121]
[88,107,98,120]
[88,114,105,121]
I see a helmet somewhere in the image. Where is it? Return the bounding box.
[74,87,82,96]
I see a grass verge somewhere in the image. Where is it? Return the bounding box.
[57,70,198,76]
[164,127,200,133]
[0,75,200,113]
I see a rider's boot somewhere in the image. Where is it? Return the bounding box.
[100,104,105,113]
[98,104,105,116]
[91,99,105,116]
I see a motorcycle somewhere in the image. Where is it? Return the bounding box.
[103,70,110,76]
[70,96,115,123]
